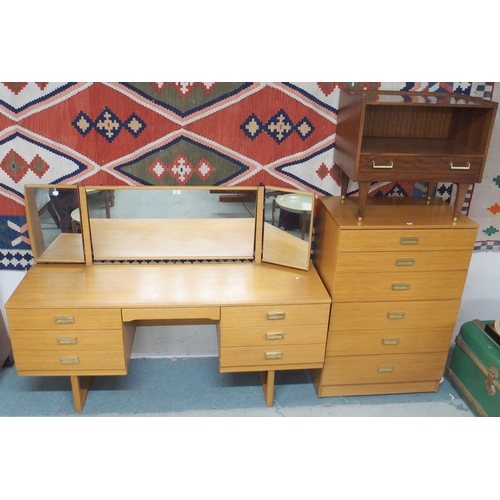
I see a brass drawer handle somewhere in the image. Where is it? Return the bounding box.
[382,338,400,345]
[396,258,415,266]
[372,160,393,169]
[54,316,75,324]
[377,365,394,373]
[266,332,284,340]
[60,356,79,365]
[392,283,410,291]
[400,237,419,245]
[387,312,405,320]
[265,352,283,360]
[449,161,471,170]
[57,337,77,345]
[267,312,285,320]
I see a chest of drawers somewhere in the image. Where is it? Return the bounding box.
[311,196,478,397]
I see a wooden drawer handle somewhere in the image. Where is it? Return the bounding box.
[382,338,400,345]
[371,160,393,169]
[396,258,415,266]
[266,332,284,340]
[392,283,410,291]
[449,161,471,170]
[377,365,394,373]
[267,312,285,320]
[57,337,77,345]
[387,312,405,320]
[400,237,419,245]
[60,356,79,365]
[265,352,283,360]
[54,316,75,324]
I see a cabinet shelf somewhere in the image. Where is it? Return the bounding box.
[335,90,498,221]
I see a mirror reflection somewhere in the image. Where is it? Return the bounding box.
[262,188,314,270]
[25,185,84,262]
[84,187,258,261]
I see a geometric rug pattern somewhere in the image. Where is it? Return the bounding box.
[0,81,497,270]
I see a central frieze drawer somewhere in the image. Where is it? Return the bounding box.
[7,308,122,330]
[220,344,326,368]
[332,271,467,302]
[220,324,327,348]
[14,349,127,372]
[10,330,124,351]
[221,304,330,328]
[322,351,448,386]
[338,228,478,253]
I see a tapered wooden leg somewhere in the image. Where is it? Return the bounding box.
[453,183,470,221]
[260,370,276,407]
[70,375,93,412]
[427,182,436,200]
[341,172,349,199]
[357,182,370,221]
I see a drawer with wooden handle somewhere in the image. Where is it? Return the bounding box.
[336,250,473,274]
[329,300,461,331]
[7,308,122,330]
[220,323,327,348]
[13,349,127,373]
[332,270,468,302]
[321,351,448,386]
[326,327,453,356]
[221,304,330,328]
[219,344,326,369]
[338,228,477,253]
[10,329,124,351]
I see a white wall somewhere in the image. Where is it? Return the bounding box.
[1,251,499,357]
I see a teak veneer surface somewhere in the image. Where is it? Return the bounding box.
[5,262,331,310]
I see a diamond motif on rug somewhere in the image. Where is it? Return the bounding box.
[125,113,146,138]
[2,82,28,95]
[241,114,263,140]
[169,153,194,185]
[95,107,122,143]
[72,111,94,137]
[196,158,214,181]
[265,110,294,144]
[1,150,30,182]
[148,158,168,181]
[295,117,315,140]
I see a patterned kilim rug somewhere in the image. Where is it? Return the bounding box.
[469,83,500,251]
[0,82,498,271]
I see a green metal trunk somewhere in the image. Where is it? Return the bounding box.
[447,320,500,417]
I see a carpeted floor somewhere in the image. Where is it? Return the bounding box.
[0,356,473,417]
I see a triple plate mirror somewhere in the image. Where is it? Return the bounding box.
[25,185,314,270]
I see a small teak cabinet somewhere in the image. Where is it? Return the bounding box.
[335,90,498,221]
[312,196,478,397]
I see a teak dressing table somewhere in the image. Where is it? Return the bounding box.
[6,185,330,411]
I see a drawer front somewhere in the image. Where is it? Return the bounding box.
[7,308,122,330]
[220,324,327,348]
[326,327,453,356]
[10,329,124,351]
[329,300,461,331]
[322,351,448,386]
[358,154,481,182]
[221,304,330,328]
[220,344,325,368]
[332,270,467,302]
[14,349,126,372]
[338,228,477,253]
[336,250,473,273]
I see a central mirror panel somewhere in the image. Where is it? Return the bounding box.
[262,187,314,270]
[83,186,258,262]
